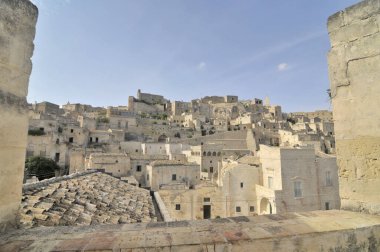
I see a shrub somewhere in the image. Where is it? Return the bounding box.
[28,129,45,136]
[96,117,109,123]
[25,156,60,181]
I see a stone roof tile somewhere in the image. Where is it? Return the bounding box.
[17,172,156,229]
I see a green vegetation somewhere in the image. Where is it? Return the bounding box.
[25,156,60,181]
[96,116,110,123]
[28,129,45,136]
[286,118,296,124]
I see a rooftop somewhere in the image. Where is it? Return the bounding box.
[150,160,198,167]
[18,172,156,229]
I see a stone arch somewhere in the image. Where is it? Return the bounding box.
[260,198,272,215]
[158,134,167,143]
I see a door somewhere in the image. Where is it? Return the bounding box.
[203,205,211,219]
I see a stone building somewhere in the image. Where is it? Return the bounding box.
[258,145,340,213]
[85,153,131,177]
[32,101,60,115]
[2,1,380,251]
[146,160,200,191]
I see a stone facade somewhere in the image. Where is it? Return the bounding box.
[327,0,380,214]
[0,0,38,231]
[259,145,340,214]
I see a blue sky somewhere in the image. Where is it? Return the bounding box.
[28,0,360,112]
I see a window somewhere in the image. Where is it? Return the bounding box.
[210,167,214,173]
[326,171,333,186]
[56,138,59,144]
[250,206,255,212]
[172,174,177,181]
[54,153,60,162]
[136,165,142,172]
[115,160,118,163]
[135,149,138,153]
[175,204,181,210]
[95,137,99,143]
[147,174,149,180]
[268,176,273,189]
[71,129,74,133]
[236,206,241,212]
[210,160,212,163]
[204,197,210,203]
[240,182,244,188]
[39,127,44,132]
[294,181,302,197]
[69,137,74,143]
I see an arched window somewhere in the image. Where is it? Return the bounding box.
[207,151,211,156]
[203,151,206,156]
[217,152,221,156]
[212,152,216,156]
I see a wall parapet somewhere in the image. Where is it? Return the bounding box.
[154,192,173,222]
[0,210,379,251]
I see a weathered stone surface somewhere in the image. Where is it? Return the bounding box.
[0,0,37,232]
[328,0,380,214]
[1,210,380,251]
[18,172,156,228]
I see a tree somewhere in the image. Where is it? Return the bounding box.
[25,156,60,181]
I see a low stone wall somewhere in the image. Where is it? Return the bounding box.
[22,170,97,192]
[154,192,173,222]
[0,210,379,251]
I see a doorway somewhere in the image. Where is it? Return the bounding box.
[203,205,211,219]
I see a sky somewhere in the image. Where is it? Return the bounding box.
[28,0,361,112]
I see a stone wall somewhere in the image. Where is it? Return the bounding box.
[0,0,37,231]
[327,0,380,214]
[1,210,380,251]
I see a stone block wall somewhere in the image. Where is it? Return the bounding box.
[0,0,37,231]
[327,0,380,214]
